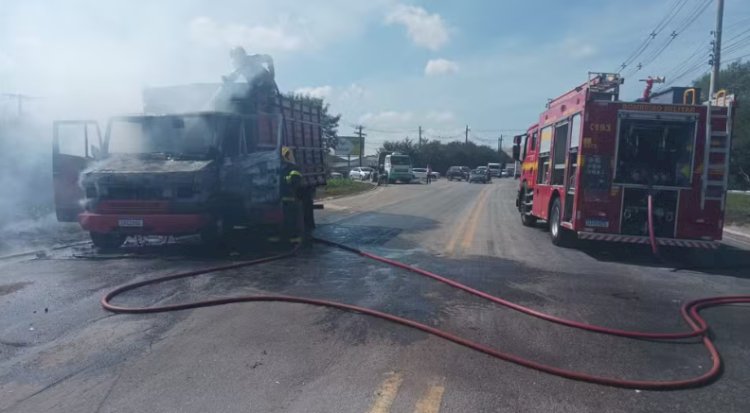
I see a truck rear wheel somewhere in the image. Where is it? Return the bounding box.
[549,198,574,247]
[200,216,228,246]
[90,232,126,249]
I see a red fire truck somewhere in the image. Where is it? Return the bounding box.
[513,72,735,248]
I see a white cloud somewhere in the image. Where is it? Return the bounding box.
[294,85,333,99]
[189,16,304,52]
[339,83,367,101]
[385,5,449,51]
[358,111,414,125]
[424,58,459,76]
[426,110,455,123]
[560,37,597,59]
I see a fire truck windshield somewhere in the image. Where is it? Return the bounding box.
[614,117,696,187]
[106,115,216,159]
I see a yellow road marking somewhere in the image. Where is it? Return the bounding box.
[444,186,490,256]
[367,372,404,413]
[460,188,490,253]
[414,383,446,413]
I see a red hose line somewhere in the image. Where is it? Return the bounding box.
[101,239,750,390]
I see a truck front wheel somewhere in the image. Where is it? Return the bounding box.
[90,232,126,249]
[519,184,537,227]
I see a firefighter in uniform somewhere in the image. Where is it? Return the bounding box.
[276,146,304,245]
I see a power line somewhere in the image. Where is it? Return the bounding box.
[661,41,710,82]
[617,0,688,73]
[624,0,713,78]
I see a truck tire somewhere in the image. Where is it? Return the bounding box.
[520,184,537,227]
[549,198,574,247]
[90,232,126,250]
[200,216,228,246]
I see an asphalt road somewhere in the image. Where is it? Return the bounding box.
[1,178,749,412]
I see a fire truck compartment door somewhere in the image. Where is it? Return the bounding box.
[53,120,101,222]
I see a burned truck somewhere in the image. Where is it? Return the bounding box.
[53,83,326,248]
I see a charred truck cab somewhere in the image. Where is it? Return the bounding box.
[513,72,735,248]
[53,87,326,248]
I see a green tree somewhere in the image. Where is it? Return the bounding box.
[693,61,750,189]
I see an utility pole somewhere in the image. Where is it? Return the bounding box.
[498,135,503,153]
[702,0,724,209]
[1,93,37,117]
[708,0,724,100]
[465,125,469,144]
[355,125,366,167]
[418,125,423,148]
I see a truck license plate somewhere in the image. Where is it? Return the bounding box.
[118,219,144,228]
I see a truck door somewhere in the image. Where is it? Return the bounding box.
[53,120,101,222]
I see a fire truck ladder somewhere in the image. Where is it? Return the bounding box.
[701,91,734,210]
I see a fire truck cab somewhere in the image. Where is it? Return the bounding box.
[513,72,735,248]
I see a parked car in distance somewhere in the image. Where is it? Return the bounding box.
[446,166,468,181]
[349,166,373,180]
[412,167,428,181]
[476,166,492,182]
[330,171,343,179]
[469,169,490,184]
[501,169,510,178]
[430,171,440,179]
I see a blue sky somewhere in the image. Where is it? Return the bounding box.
[2,0,749,153]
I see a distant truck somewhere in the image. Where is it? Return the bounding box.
[52,82,326,248]
[372,152,413,184]
[487,163,501,177]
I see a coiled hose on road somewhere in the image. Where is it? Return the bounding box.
[101,228,750,390]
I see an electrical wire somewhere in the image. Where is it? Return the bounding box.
[624,0,713,78]
[617,0,688,73]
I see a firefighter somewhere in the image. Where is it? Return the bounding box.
[223,46,278,94]
[276,146,304,245]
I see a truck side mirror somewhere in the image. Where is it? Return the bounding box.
[512,144,520,161]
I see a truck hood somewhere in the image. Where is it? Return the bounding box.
[81,156,214,186]
[86,156,212,174]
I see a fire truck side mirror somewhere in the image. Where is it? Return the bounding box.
[512,134,522,161]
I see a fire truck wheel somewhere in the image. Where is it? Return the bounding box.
[90,232,126,250]
[520,185,537,227]
[549,198,573,246]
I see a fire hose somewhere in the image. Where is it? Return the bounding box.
[101,235,750,390]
